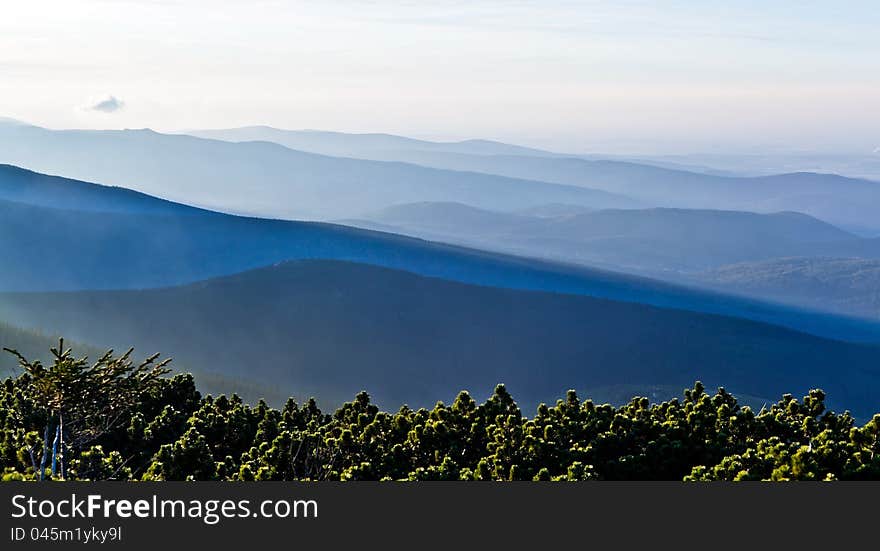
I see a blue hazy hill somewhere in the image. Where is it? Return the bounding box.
[2,165,880,343]
[2,260,879,416]
[188,126,880,233]
[0,121,639,220]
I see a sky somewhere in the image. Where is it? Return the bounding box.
[1,0,878,154]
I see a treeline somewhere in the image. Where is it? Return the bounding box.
[1,342,879,481]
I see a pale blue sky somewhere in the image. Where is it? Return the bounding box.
[1,1,878,153]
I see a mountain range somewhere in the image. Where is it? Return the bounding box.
[189,126,880,233]
[0,120,638,220]
[4,119,880,234]
[2,120,880,416]
[695,258,880,320]
[189,126,560,158]
[343,201,876,273]
[338,201,880,320]
[2,164,879,343]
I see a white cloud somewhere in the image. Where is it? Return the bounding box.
[89,95,125,113]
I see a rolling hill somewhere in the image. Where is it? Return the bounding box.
[1,260,879,416]
[0,165,675,293]
[696,258,880,320]
[0,164,200,215]
[379,154,880,234]
[632,151,880,187]
[0,120,639,220]
[188,126,559,158]
[344,202,876,273]
[4,165,880,342]
[189,126,880,232]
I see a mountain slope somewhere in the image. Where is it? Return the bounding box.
[631,151,880,187]
[187,126,558,158]
[3,260,880,415]
[2,165,880,343]
[0,164,200,215]
[696,258,880,320]
[346,202,873,273]
[393,153,880,232]
[193,126,880,232]
[351,202,540,237]
[0,121,639,219]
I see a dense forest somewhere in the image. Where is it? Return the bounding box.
[1,342,879,481]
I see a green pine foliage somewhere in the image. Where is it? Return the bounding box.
[2,343,879,481]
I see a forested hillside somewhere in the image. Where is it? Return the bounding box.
[5,260,880,415]
[696,257,880,320]
[2,343,879,481]
[346,203,872,273]
[5,164,880,344]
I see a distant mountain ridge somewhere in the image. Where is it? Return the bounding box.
[6,119,879,232]
[185,125,880,232]
[695,257,880,320]
[343,201,880,319]
[344,201,873,273]
[0,121,639,220]
[188,126,559,158]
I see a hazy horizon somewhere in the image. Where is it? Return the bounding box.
[2,1,879,155]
